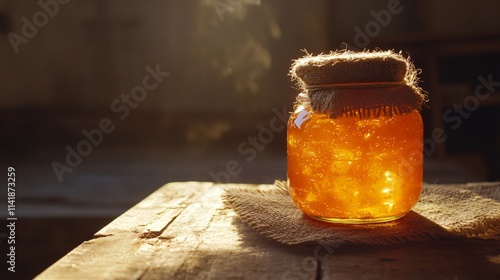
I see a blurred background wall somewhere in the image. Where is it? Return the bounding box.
[0,0,499,278]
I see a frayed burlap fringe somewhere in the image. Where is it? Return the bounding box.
[290,50,428,119]
[307,87,421,118]
[224,181,500,246]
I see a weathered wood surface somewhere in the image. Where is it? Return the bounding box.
[36,182,500,280]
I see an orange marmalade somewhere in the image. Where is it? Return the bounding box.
[287,107,423,223]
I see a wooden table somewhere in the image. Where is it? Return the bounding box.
[36,182,500,280]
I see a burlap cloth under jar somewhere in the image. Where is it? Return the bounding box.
[223,51,499,245]
[225,181,500,245]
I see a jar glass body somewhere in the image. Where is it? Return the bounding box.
[287,106,423,224]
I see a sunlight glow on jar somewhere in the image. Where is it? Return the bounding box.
[287,50,427,224]
[287,107,423,223]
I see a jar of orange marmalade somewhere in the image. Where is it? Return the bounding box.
[287,51,427,224]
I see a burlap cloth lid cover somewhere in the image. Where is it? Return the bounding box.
[290,50,428,118]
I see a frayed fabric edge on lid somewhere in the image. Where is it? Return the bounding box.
[290,50,428,119]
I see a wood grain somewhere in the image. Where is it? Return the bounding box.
[35,182,500,280]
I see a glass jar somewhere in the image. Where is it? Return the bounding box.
[287,51,426,224]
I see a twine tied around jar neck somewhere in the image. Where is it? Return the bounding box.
[290,50,428,119]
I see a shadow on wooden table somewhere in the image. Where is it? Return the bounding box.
[228,212,500,279]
